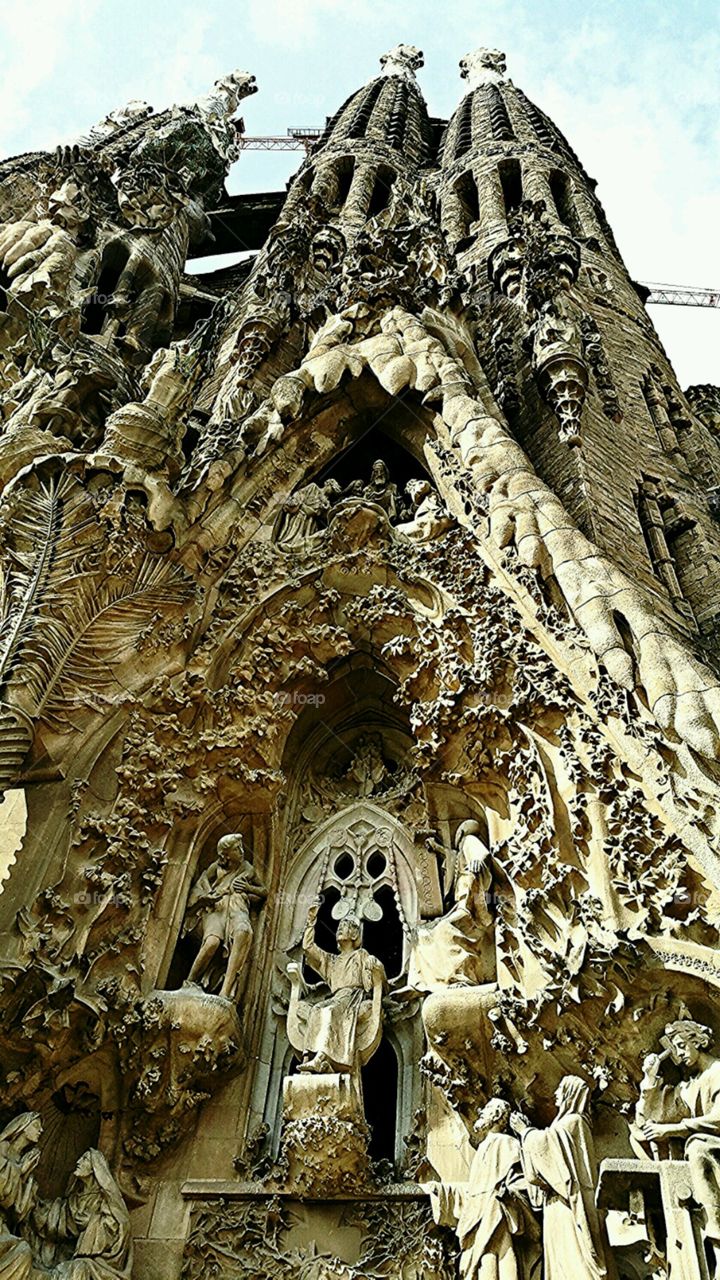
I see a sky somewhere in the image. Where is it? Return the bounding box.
[0,0,717,388]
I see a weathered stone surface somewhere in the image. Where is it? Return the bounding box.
[0,39,718,1280]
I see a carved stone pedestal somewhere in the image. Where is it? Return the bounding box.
[598,1157,711,1280]
[280,1072,372,1195]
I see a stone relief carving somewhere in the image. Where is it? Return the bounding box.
[182,1197,455,1280]
[0,1117,131,1279]
[425,1097,539,1280]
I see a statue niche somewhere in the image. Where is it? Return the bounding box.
[278,804,419,1193]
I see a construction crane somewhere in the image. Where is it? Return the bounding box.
[236,127,321,153]
[230,131,720,311]
[639,283,720,308]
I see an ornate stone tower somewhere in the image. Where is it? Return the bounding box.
[0,42,719,1280]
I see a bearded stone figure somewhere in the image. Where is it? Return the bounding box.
[637,1019,720,1269]
[511,1076,613,1280]
[425,1097,539,1279]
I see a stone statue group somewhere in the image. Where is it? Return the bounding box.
[425,1079,610,1280]
[0,1115,131,1278]
[425,1017,720,1279]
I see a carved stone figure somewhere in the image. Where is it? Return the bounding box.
[512,1077,613,1280]
[637,1019,720,1268]
[426,1098,538,1280]
[183,833,265,1002]
[0,1112,42,1277]
[342,733,388,797]
[341,459,399,521]
[274,479,341,549]
[410,820,496,991]
[395,479,452,542]
[36,1149,132,1278]
[101,338,202,469]
[287,902,385,1075]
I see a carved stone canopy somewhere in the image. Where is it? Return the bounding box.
[459,47,507,90]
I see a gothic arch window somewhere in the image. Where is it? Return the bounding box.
[498,158,522,217]
[260,803,423,1165]
[287,804,418,976]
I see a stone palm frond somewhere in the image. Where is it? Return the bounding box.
[0,474,192,720]
[34,558,193,717]
[0,473,100,696]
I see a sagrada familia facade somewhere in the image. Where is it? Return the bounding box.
[0,38,719,1280]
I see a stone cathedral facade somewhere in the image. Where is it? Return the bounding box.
[1,37,720,1280]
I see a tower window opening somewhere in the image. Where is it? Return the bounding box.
[332,157,355,210]
[348,79,384,139]
[367,166,396,217]
[487,86,514,141]
[453,95,474,159]
[498,158,522,216]
[386,81,409,150]
[454,170,480,236]
[636,476,692,619]
[549,171,580,235]
[523,96,557,149]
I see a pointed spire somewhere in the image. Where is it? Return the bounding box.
[459,47,507,91]
[378,44,424,80]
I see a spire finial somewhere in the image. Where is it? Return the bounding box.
[459,47,507,91]
[379,44,424,80]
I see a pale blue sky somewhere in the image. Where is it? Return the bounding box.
[0,0,717,386]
